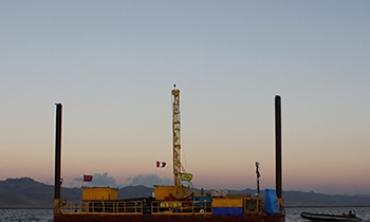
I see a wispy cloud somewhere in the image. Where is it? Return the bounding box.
[73,172,117,187]
[125,174,172,187]
[68,173,172,188]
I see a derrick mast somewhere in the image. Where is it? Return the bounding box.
[171,86,182,198]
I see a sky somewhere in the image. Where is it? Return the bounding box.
[0,1,369,196]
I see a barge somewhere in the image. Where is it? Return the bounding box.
[53,87,285,222]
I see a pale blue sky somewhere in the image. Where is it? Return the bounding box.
[1,1,369,195]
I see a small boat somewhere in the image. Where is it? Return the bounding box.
[300,210,362,221]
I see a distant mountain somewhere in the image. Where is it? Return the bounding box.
[227,188,370,207]
[283,190,370,207]
[119,185,153,199]
[0,177,81,208]
[1,177,370,208]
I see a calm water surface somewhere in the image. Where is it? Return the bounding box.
[0,207,369,222]
[0,209,53,222]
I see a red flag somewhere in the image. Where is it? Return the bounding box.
[156,161,166,168]
[83,174,93,182]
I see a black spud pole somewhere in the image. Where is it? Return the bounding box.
[54,103,62,200]
[275,96,282,199]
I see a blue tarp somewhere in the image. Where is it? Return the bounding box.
[265,189,279,214]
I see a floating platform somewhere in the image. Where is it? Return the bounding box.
[52,93,286,222]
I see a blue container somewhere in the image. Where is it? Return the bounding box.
[264,189,279,214]
[213,207,243,215]
[227,207,243,215]
[213,207,227,215]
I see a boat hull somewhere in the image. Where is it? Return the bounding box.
[54,214,285,222]
[300,212,361,222]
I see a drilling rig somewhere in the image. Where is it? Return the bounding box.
[153,86,194,201]
[171,85,194,199]
[172,86,182,198]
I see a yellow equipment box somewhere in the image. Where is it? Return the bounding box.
[244,197,262,214]
[153,185,190,201]
[153,186,174,201]
[82,187,118,201]
[212,197,243,207]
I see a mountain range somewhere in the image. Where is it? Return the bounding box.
[1,177,370,208]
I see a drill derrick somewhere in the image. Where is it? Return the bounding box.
[171,86,182,198]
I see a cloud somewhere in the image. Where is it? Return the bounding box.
[74,172,117,187]
[69,173,172,188]
[125,174,172,187]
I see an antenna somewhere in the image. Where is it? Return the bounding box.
[255,161,261,196]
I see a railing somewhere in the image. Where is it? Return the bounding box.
[151,200,212,215]
[61,200,144,215]
[59,200,213,216]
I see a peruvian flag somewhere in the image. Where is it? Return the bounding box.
[156,161,166,168]
[83,174,93,182]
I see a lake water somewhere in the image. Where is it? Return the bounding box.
[0,207,369,222]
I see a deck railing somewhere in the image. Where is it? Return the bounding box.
[151,200,212,215]
[60,200,213,215]
[61,200,144,215]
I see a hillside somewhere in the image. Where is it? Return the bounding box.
[1,177,370,208]
[0,177,80,208]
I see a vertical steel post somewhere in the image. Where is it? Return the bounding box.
[54,104,62,200]
[275,96,282,199]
